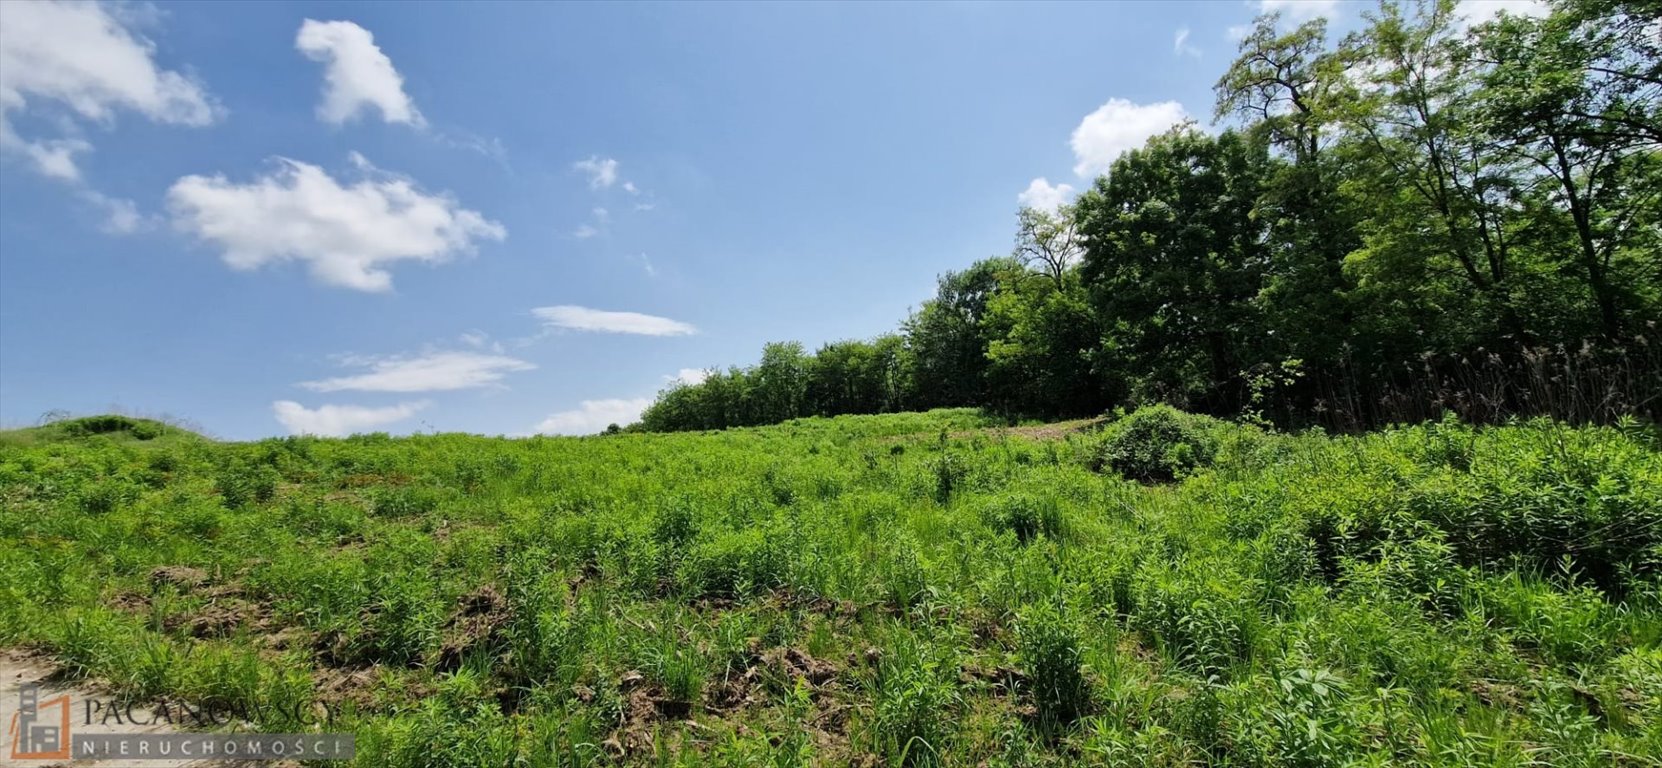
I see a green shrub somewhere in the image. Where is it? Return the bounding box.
[75,478,136,514]
[1093,406,1221,482]
[678,526,791,598]
[60,415,139,436]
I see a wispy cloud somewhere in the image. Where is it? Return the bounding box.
[1256,0,1342,22]
[533,398,651,435]
[573,156,620,189]
[1174,27,1201,57]
[1455,0,1548,28]
[0,0,217,229]
[532,305,696,336]
[630,252,658,278]
[666,368,709,386]
[1017,178,1075,214]
[272,400,428,436]
[301,350,534,393]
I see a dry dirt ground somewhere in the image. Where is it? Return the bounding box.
[1,651,295,768]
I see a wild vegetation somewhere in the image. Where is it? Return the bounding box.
[639,0,1661,434]
[3,2,1658,766]
[2,409,1659,765]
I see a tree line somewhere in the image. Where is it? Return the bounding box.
[638,0,1660,434]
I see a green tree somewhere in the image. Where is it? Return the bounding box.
[1217,13,1361,372]
[1075,125,1271,412]
[903,259,1012,409]
[1472,0,1662,338]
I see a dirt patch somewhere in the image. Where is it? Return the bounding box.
[954,418,1103,442]
[313,665,380,711]
[111,572,276,642]
[886,417,1103,445]
[167,598,272,639]
[604,644,849,760]
[148,565,210,590]
[603,669,687,758]
[759,647,838,687]
[435,586,510,673]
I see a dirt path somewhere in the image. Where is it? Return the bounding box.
[1,651,290,768]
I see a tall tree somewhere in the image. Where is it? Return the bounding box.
[1472,0,1662,339]
[1075,126,1271,412]
[1217,14,1361,370]
[1334,0,1529,351]
[904,259,1012,408]
[1013,205,1084,289]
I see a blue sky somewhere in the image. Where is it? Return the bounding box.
[0,0,1536,438]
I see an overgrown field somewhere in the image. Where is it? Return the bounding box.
[1,409,1659,766]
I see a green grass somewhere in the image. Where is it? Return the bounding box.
[1,407,1658,766]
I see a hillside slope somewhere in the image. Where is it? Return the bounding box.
[1,408,1658,765]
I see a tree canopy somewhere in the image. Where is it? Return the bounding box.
[638,0,1660,434]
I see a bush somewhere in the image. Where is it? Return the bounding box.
[60,415,139,437]
[1093,406,1221,482]
[371,486,442,518]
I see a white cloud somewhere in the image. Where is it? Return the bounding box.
[295,19,421,126]
[166,155,505,292]
[622,181,639,195]
[666,368,709,386]
[1455,0,1548,27]
[573,223,600,239]
[0,0,217,130]
[15,137,91,181]
[1257,0,1342,21]
[0,0,215,212]
[272,400,427,436]
[83,189,144,233]
[1174,27,1201,57]
[532,305,696,336]
[1017,177,1075,213]
[533,398,651,435]
[458,331,503,352]
[301,350,534,393]
[573,156,619,189]
[1070,99,1189,178]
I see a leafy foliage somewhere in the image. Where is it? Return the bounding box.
[637,0,1660,434]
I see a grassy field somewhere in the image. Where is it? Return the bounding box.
[1,409,1659,766]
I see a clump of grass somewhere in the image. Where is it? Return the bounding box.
[984,492,1063,544]
[1017,602,1089,737]
[873,633,960,766]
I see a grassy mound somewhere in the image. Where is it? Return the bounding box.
[0,414,204,448]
